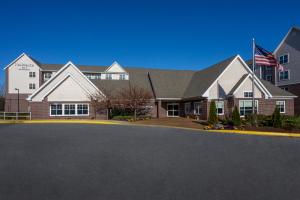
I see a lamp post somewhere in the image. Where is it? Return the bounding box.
[15,88,19,112]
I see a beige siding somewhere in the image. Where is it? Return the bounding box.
[234,76,262,98]
[47,76,91,102]
[208,58,248,99]
[8,54,40,94]
[30,63,99,102]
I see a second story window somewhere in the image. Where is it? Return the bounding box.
[119,74,125,80]
[266,74,272,82]
[279,70,289,81]
[279,54,289,64]
[44,72,52,81]
[244,91,253,98]
[105,74,112,80]
[29,83,36,90]
[29,72,36,78]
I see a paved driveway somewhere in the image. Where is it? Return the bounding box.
[0,124,299,200]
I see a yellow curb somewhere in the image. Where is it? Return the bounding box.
[0,120,123,125]
[207,129,300,138]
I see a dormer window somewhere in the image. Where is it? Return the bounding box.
[105,74,112,80]
[279,54,289,64]
[119,74,125,80]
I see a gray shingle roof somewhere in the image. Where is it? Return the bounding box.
[183,55,236,99]
[259,78,296,97]
[31,54,295,99]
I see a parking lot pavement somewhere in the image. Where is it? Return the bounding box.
[0,124,300,200]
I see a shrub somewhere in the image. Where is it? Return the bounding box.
[272,107,282,128]
[232,106,241,126]
[208,101,218,125]
[112,115,133,121]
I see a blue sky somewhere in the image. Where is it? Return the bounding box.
[0,0,299,85]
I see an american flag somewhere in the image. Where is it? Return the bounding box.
[255,44,284,71]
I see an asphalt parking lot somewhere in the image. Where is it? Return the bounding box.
[0,124,299,200]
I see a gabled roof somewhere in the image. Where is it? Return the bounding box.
[183,55,236,99]
[274,26,300,54]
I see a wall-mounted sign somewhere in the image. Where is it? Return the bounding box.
[15,63,34,71]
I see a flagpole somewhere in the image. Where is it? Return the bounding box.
[252,38,255,115]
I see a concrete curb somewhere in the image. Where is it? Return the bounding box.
[1,120,300,138]
[0,120,124,125]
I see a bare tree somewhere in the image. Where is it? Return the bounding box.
[117,83,153,121]
[89,86,117,120]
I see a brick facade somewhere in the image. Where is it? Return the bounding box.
[279,83,300,115]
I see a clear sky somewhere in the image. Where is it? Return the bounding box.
[0,0,299,85]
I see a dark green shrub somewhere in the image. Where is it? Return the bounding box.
[232,106,241,126]
[208,101,218,125]
[112,115,133,121]
[283,119,296,130]
[272,107,282,128]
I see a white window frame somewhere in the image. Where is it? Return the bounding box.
[44,72,52,80]
[279,70,290,81]
[194,102,201,115]
[119,74,126,80]
[279,54,289,64]
[276,101,285,114]
[216,101,224,115]
[184,102,191,114]
[167,103,179,117]
[64,104,76,116]
[50,103,63,116]
[29,83,36,90]
[49,103,89,116]
[105,74,112,80]
[243,91,253,98]
[29,71,36,78]
[239,100,258,117]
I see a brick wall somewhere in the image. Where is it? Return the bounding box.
[279,83,300,115]
[5,93,30,112]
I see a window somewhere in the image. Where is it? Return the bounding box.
[281,87,289,91]
[29,83,36,90]
[216,101,224,115]
[44,72,52,81]
[184,102,191,114]
[266,66,273,72]
[279,70,289,80]
[239,100,258,116]
[266,74,272,82]
[29,72,36,78]
[167,103,179,117]
[85,74,101,80]
[279,54,289,64]
[64,104,76,115]
[50,104,63,116]
[77,104,89,115]
[105,74,112,80]
[244,91,253,98]
[276,101,285,113]
[119,74,126,80]
[194,102,202,115]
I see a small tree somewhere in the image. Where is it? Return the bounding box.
[232,106,241,126]
[208,100,218,125]
[89,86,116,120]
[272,107,282,128]
[118,83,153,121]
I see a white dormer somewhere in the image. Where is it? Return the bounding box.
[102,61,129,80]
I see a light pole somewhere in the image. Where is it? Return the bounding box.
[15,88,19,112]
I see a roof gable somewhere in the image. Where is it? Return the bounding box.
[28,61,100,101]
[4,53,41,70]
[274,26,300,54]
[105,61,127,73]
